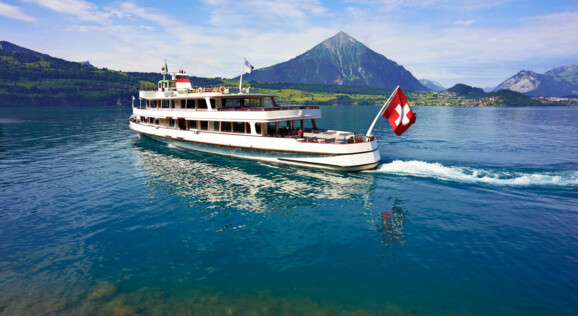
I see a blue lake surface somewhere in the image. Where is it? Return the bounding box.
[0,105,577,315]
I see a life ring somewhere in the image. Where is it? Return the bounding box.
[220,86,224,92]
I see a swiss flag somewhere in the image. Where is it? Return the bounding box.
[382,87,416,136]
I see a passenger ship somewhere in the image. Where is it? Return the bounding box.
[129,71,381,171]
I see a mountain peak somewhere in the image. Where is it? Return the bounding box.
[494,64,578,96]
[319,31,364,53]
[420,79,445,91]
[241,32,427,90]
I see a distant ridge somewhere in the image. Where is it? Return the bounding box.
[447,84,486,98]
[494,64,578,97]
[419,79,445,91]
[0,41,50,58]
[446,83,546,106]
[242,31,427,91]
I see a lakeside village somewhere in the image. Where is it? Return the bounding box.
[413,91,578,107]
[260,86,577,107]
[532,96,578,106]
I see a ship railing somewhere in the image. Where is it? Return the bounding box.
[217,106,319,112]
[272,130,371,144]
[138,86,251,94]
[134,106,320,112]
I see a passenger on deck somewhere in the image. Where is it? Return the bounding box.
[298,128,303,138]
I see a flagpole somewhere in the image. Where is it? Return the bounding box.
[366,85,399,137]
[239,58,245,94]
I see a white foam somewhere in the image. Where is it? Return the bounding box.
[368,160,578,187]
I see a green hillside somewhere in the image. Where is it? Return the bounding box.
[447,83,486,98]
[0,49,155,106]
[0,41,561,107]
[486,89,545,107]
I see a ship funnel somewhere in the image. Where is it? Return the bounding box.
[175,72,193,90]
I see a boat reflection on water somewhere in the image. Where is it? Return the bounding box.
[379,203,407,247]
[132,137,376,213]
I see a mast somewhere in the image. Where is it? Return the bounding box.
[366,86,399,137]
[238,58,245,93]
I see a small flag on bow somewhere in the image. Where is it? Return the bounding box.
[243,59,254,74]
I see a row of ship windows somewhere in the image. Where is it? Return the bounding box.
[141,117,255,134]
[140,117,313,135]
[145,97,272,109]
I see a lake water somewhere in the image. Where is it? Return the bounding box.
[0,105,577,315]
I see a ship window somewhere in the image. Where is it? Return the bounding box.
[222,98,241,108]
[155,119,159,125]
[198,100,208,110]
[279,121,290,129]
[209,99,216,109]
[267,122,277,135]
[221,121,232,132]
[187,120,197,129]
[178,119,186,130]
[245,98,261,107]
[255,123,262,135]
[233,122,245,133]
[185,99,195,109]
[264,96,277,107]
[162,100,169,108]
[200,121,208,130]
[169,119,175,127]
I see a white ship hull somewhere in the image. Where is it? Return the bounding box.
[130,122,380,171]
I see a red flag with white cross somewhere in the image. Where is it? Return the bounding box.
[381,87,416,136]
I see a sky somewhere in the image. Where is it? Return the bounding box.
[0,0,577,89]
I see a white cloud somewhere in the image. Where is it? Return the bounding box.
[12,0,576,88]
[199,0,329,27]
[115,2,175,29]
[0,1,36,22]
[22,0,114,22]
[345,0,515,11]
[454,19,477,26]
[341,7,578,87]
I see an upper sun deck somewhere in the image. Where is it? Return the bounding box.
[139,87,277,100]
[134,71,323,121]
[140,71,274,100]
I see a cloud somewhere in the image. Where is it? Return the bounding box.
[345,0,515,11]
[199,0,329,28]
[22,0,111,22]
[454,19,477,26]
[342,7,578,87]
[115,2,175,29]
[13,0,576,88]
[0,1,36,22]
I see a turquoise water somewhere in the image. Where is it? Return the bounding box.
[0,105,577,315]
